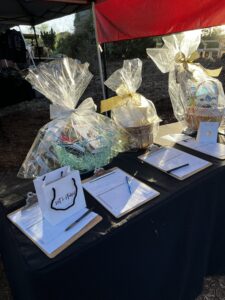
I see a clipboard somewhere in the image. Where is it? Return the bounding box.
[178,138,225,160]
[139,146,212,180]
[82,167,160,218]
[8,203,102,258]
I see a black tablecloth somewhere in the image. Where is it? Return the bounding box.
[1,122,225,300]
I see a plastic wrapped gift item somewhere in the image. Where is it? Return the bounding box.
[146,30,225,132]
[18,58,128,179]
[104,58,161,149]
[184,79,224,131]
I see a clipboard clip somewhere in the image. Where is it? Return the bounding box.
[93,168,106,177]
[21,192,38,211]
[147,144,164,154]
[88,168,116,183]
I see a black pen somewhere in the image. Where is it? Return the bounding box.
[166,163,189,174]
[65,209,93,232]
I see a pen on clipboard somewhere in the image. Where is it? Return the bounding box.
[125,176,132,194]
[166,163,189,174]
[65,209,93,232]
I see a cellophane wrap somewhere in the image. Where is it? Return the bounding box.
[147,30,225,132]
[18,58,128,178]
[104,58,160,149]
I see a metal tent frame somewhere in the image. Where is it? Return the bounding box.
[0,0,108,99]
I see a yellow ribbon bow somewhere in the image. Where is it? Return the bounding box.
[101,85,140,113]
[174,51,222,77]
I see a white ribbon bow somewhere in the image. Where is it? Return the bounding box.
[50,97,97,120]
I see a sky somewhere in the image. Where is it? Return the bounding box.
[16,13,75,34]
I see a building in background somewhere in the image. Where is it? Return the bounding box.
[198,38,225,59]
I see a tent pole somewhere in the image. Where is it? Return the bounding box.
[102,43,108,98]
[18,26,36,68]
[32,25,41,60]
[92,2,106,100]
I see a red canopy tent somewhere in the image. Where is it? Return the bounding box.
[2,0,225,97]
[47,0,225,43]
[43,0,225,99]
[94,0,225,43]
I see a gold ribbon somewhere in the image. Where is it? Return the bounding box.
[101,93,138,113]
[174,51,222,77]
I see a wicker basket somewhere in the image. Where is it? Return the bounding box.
[184,106,224,131]
[125,123,154,149]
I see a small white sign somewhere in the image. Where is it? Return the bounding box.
[196,122,219,144]
[34,167,86,225]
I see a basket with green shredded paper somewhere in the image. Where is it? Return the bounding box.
[18,58,128,178]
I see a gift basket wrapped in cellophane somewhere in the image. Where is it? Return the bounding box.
[18,58,129,179]
[147,30,225,133]
[103,58,161,149]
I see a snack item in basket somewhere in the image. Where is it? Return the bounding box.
[18,58,128,179]
[104,58,161,149]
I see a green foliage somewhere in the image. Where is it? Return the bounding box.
[40,28,56,50]
[54,9,161,66]
[54,11,97,66]
[37,24,49,33]
[107,37,159,60]
[55,32,73,55]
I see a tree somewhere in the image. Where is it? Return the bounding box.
[40,28,56,50]
[55,32,76,57]
[55,32,72,53]
[54,10,97,66]
[106,37,158,60]
[54,9,161,68]
[36,23,49,33]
